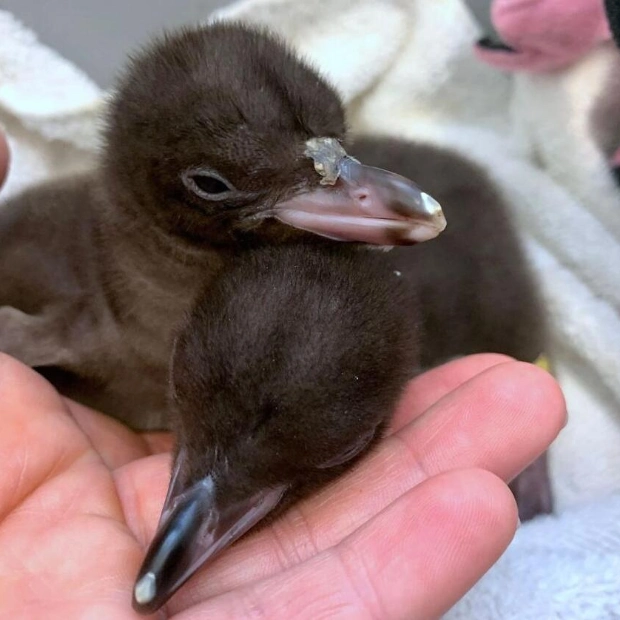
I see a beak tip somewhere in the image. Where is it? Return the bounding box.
[420,192,447,235]
[132,571,165,615]
[134,572,157,607]
[421,192,442,218]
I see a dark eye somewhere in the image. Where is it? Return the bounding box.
[192,175,230,194]
[182,169,235,200]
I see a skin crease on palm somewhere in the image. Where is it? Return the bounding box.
[0,132,566,619]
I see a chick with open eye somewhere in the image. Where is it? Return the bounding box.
[0,24,444,429]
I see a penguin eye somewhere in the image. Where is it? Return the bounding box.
[316,428,376,470]
[182,169,235,200]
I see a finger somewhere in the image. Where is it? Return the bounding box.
[389,353,514,432]
[114,453,172,548]
[160,361,564,606]
[0,354,91,519]
[401,361,565,483]
[283,363,562,553]
[0,356,140,615]
[0,130,9,188]
[176,469,517,620]
[65,399,173,470]
[66,399,152,468]
[0,461,139,619]
[112,355,511,537]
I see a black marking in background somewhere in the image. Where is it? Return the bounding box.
[461,0,502,42]
[605,0,620,49]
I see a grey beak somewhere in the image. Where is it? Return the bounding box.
[272,138,446,245]
[132,453,286,615]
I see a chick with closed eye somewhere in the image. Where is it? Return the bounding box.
[133,242,421,613]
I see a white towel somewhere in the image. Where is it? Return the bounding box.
[447,493,620,620]
[1,2,619,616]
[0,10,101,199]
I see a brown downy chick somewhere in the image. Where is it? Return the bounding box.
[133,242,421,614]
[0,24,444,429]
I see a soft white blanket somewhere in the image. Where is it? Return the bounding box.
[1,2,619,616]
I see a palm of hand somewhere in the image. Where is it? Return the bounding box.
[0,353,564,620]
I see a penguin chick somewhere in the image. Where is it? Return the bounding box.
[133,243,420,614]
[0,23,444,429]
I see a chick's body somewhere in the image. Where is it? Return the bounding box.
[0,25,444,429]
[0,172,224,428]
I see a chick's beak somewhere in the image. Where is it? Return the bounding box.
[132,452,286,615]
[271,137,447,245]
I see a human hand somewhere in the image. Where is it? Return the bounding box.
[0,352,565,619]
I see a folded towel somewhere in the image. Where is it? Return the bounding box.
[1,2,619,616]
[0,9,101,199]
[447,492,620,619]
